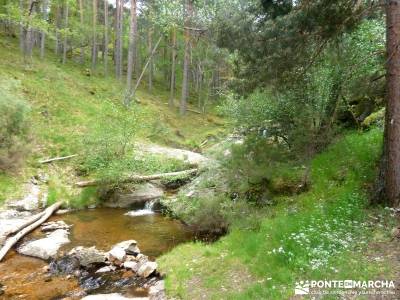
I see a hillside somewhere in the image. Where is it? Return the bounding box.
[0,35,225,205]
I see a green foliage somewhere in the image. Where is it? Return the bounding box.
[0,78,30,172]
[159,129,386,299]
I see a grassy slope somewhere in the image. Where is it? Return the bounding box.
[0,35,225,204]
[159,129,397,299]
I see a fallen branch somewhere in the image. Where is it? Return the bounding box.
[76,168,199,188]
[0,201,63,262]
[187,108,202,114]
[39,154,78,164]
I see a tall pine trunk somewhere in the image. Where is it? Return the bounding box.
[103,0,109,76]
[148,27,153,93]
[180,0,193,116]
[91,0,98,72]
[40,0,48,59]
[169,27,177,108]
[115,0,123,79]
[126,0,137,99]
[62,1,69,64]
[55,4,61,55]
[78,0,85,63]
[19,0,25,54]
[379,0,400,207]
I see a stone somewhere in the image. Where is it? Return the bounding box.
[17,229,70,260]
[41,220,72,232]
[137,261,157,278]
[7,184,41,211]
[149,280,166,300]
[69,246,106,267]
[108,246,126,262]
[115,240,140,256]
[0,209,33,241]
[95,266,116,274]
[122,261,138,272]
[105,183,163,208]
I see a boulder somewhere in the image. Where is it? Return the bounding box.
[69,246,106,267]
[113,240,140,256]
[7,184,41,211]
[108,246,126,262]
[137,261,157,278]
[149,280,166,300]
[0,209,33,243]
[17,229,70,260]
[105,183,163,208]
[122,261,139,272]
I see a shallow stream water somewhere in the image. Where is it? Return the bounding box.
[0,208,193,299]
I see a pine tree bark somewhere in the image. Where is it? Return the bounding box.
[169,27,177,108]
[115,0,123,79]
[78,0,85,63]
[91,0,98,72]
[126,0,137,100]
[379,0,400,207]
[62,1,69,64]
[40,0,48,59]
[55,4,61,55]
[148,27,153,93]
[19,0,25,54]
[103,0,109,76]
[180,0,193,116]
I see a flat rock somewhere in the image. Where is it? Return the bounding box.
[149,280,166,300]
[137,261,157,278]
[108,246,127,262]
[69,246,106,267]
[41,220,72,232]
[139,144,209,166]
[82,294,148,300]
[96,265,116,273]
[17,229,70,260]
[105,183,163,208]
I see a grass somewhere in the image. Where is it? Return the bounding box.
[0,34,226,206]
[158,128,396,299]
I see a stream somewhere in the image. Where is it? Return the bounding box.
[0,207,194,299]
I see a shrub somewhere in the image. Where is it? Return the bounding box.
[0,79,30,172]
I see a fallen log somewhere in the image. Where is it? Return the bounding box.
[39,154,78,164]
[75,168,198,188]
[6,211,46,236]
[0,201,63,262]
[187,108,202,114]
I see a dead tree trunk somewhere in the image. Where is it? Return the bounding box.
[0,202,63,262]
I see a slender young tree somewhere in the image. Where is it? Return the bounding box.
[126,0,137,99]
[19,0,25,54]
[91,0,98,72]
[180,0,193,116]
[55,3,61,55]
[103,0,109,76]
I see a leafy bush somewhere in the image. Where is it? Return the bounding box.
[0,79,30,172]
